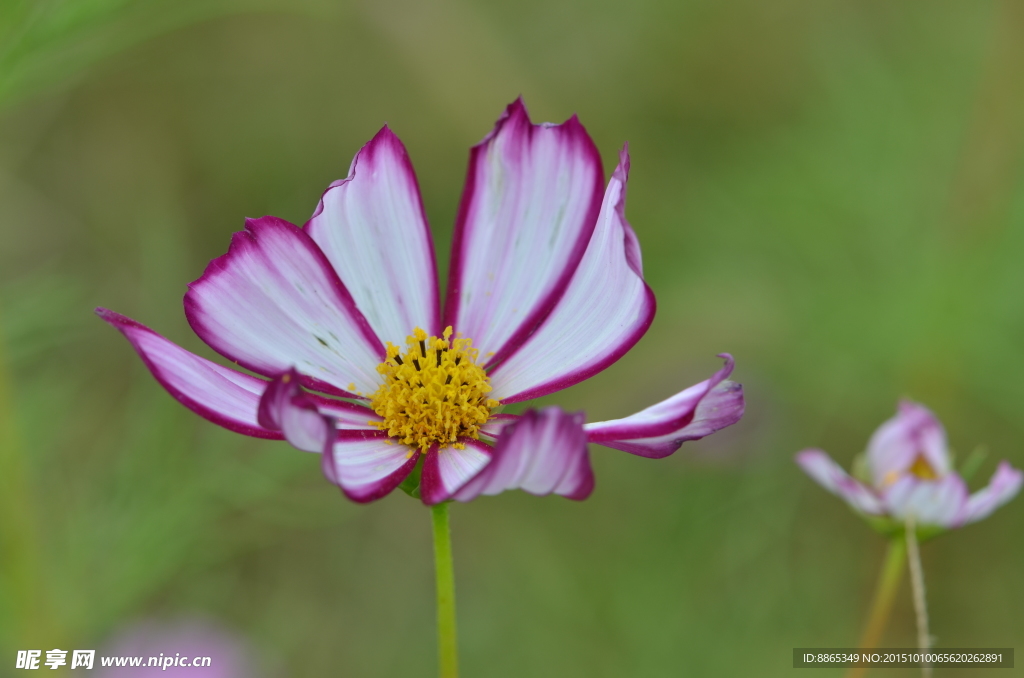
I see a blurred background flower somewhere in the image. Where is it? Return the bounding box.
[96,618,258,677]
[797,400,1022,531]
[2,0,1023,676]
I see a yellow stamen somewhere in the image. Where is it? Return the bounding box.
[369,326,498,452]
[908,454,939,480]
[880,453,940,488]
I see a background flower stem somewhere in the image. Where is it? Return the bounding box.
[845,535,906,678]
[905,517,932,678]
[432,501,459,678]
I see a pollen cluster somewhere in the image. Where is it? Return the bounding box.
[881,454,940,487]
[370,327,498,453]
[908,454,939,480]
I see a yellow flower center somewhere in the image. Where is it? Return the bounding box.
[908,453,939,480]
[369,327,499,453]
[881,453,940,487]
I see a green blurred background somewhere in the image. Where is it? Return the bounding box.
[2,0,1023,675]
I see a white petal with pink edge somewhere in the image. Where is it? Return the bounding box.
[882,474,968,528]
[444,99,605,365]
[310,396,382,430]
[479,413,519,438]
[305,127,441,346]
[263,371,381,432]
[97,308,282,440]
[866,400,951,488]
[184,216,384,397]
[964,461,1023,524]
[420,441,492,505]
[583,355,744,458]
[257,369,334,453]
[323,430,420,503]
[489,148,656,403]
[795,449,884,515]
[454,407,594,502]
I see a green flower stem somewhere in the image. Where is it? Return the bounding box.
[845,535,906,678]
[905,517,932,678]
[431,501,459,678]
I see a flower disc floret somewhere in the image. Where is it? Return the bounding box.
[370,327,498,452]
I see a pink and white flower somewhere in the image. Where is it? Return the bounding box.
[797,400,1022,530]
[98,99,744,505]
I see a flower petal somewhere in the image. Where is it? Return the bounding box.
[454,407,594,502]
[489,148,656,402]
[322,430,420,503]
[96,308,282,440]
[305,127,441,345]
[444,98,605,365]
[963,461,1023,524]
[479,413,519,438]
[257,369,335,453]
[583,355,744,458]
[258,367,381,432]
[184,216,385,397]
[420,441,492,505]
[882,474,968,528]
[795,449,884,515]
[313,397,383,430]
[866,400,951,487]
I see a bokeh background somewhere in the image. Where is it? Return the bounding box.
[2,0,1024,675]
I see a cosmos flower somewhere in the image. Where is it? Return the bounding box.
[98,99,744,505]
[797,400,1022,530]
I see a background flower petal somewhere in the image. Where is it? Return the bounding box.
[305,126,441,345]
[443,98,604,365]
[583,355,743,458]
[488,148,656,402]
[322,430,419,503]
[866,399,951,487]
[963,461,1024,524]
[184,216,385,397]
[454,407,593,502]
[97,308,283,440]
[795,449,884,515]
[882,473,968,528]
[420,441,492,505]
